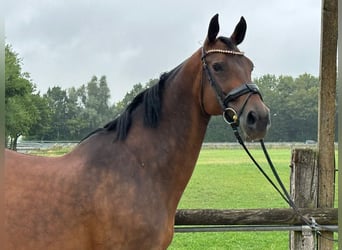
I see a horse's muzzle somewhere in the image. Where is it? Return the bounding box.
[241,105,271,141]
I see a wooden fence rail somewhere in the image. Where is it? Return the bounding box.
[175,208,337,226]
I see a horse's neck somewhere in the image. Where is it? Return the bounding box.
[127,54,210,199]
[78,51,209,209]
[161,61,209,155]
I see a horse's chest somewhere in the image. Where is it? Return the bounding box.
[92,188,174,249]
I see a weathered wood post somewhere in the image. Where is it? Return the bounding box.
[338,0,342,248]
[317,0,338,249]
[290,148,318,250]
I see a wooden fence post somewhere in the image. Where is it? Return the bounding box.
[317,0,338,249]
[337,0,342,248]
[290,148,318,250]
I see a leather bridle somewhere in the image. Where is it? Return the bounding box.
[201,47,262,127]
[200,46,336,241]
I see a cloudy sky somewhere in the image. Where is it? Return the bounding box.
[5,0,321,102]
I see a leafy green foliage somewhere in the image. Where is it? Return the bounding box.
[39,76,113,140]
[205,73,320,142]
[5,44,115,144]
[255,74,319,142]
[5,45,32,98]
[6,43,326,143]
[5,45,48,149]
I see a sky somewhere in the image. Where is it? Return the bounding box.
[4,0,321,103]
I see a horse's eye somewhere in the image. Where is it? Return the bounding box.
[212,63,224,72]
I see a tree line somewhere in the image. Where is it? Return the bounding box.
[5,45,331,150]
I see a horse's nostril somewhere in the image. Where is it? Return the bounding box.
[247,111,257,126]
[245,110,271,134]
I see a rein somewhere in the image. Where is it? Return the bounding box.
[228,126,338,242]
[201,47,337,241]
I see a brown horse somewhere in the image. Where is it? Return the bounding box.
[4,14,270,249]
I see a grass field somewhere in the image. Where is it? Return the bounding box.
[29,145,338,249]
[169,148,338,250]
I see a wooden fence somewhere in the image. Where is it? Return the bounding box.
[175,208,337,226]
[174,148,338,250]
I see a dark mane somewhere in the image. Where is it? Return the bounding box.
[105,73,166,141]
[82,68,179,142]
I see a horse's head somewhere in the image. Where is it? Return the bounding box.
[201,14,270,141]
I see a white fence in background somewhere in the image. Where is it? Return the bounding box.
[16,141,78,153]
[15,141,333,153]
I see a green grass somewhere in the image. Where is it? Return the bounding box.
[169,148,291,250]
[29,146,338,249]
[28,145,75,156]
[177,148,292,209]
[169,148,338,250]
[170,232,288,250]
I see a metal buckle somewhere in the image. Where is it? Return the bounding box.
[223,107,239,125]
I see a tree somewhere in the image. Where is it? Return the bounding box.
[6,54,321,144]
[26,93,51,141]
[80,75,112,135]
[5,45,32,98]
[256,74,319,142]
[288,74,318,141]
[44,86,69,140]
[115,83,144,114]
[5,45,44,150]
[65,87,87,140]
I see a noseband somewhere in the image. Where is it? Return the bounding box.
[201,47,262,127]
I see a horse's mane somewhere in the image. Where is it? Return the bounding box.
[105,73,166,141]
[82,67,180,142]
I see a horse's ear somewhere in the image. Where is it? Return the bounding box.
[230,16,247,45]
[207,14,220,43]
